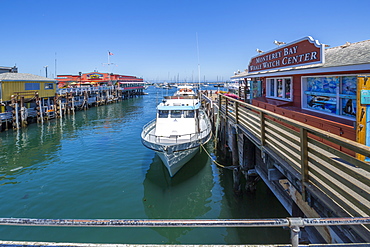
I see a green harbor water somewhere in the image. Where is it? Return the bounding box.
[0,87,290,244]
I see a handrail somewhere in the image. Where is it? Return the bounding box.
[219,94,370,157]
[1,217,367,227]
[0,217,368,247]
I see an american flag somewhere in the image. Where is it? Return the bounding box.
[108,51,114,56]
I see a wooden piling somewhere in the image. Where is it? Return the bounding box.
[20,96,27,128]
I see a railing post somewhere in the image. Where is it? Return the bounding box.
[225,97,228,118]
[218,94,222,113]
[260,111,265,146]
[235,101,239,125]
[300,127,309,201]
[291,225,300,247]
[289,217,303,247]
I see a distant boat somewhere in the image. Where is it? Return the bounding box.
[141,87,212,177]
[224,82,240,91]
[174,85,197,97]
[155,82,172,89]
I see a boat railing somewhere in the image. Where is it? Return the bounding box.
[142,119,156,135]
[142,120,211,145]
[142,111,212,144]
[148,131,200,144]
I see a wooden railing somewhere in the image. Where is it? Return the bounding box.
[218,94,370,219]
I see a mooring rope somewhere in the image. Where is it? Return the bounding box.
[200,143,236,170]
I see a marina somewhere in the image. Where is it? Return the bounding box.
[0,86,290,245]
[2,0,370,245]
[0,37,370,246]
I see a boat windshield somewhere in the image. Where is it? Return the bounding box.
[158,110,169,118]
[158,110,196,118]
[183,110,195,118]
[170,110,182,118]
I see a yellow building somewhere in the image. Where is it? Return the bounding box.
[0,73,56,103]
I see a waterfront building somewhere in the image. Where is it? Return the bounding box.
[232,36,370,154]
[56,72,143,88]
[0,73,56,112]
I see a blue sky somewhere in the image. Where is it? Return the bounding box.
[1,0,369,82]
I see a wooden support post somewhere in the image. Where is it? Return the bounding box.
[233,167,241,195]
[20,96,27,128]
[300,127,309,201]
[59,99,63,118]
[231,127,239,167]
[11,96,19,130]
[15,102,19,129]
[71,94,75,114]
[54,94,60,118]
[66,93,70,114]
[35,93,42,123]
[43,98,48,121]
[84,91,88,110]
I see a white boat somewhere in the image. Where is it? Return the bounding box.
[173,85,197,97]
[141,89,212,177]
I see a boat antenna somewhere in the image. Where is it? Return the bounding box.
[196,32,201,98]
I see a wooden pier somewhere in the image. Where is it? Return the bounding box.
[202,93,370,244]
[0,85,145,131]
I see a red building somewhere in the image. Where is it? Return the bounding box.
[56,72,143,88]
[232,36,370,152]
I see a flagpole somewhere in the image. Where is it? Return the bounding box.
[108,51,111,85]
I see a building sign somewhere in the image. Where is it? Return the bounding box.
[86,73,104,79]
[248,36,324,73]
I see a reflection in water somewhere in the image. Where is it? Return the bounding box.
[0,123,63,185]
[143,150,213,243]
[0,99,143,186]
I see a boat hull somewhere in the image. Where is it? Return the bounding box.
[156,146,199,177]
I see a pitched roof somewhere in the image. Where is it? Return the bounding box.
[0,73,56,82]
[324,39,370,67]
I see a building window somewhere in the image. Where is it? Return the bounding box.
[302,76,357,118]
[25,83,40,90]
[266,77,292,101]
[44,83,54,90]
[251,80,262,99]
